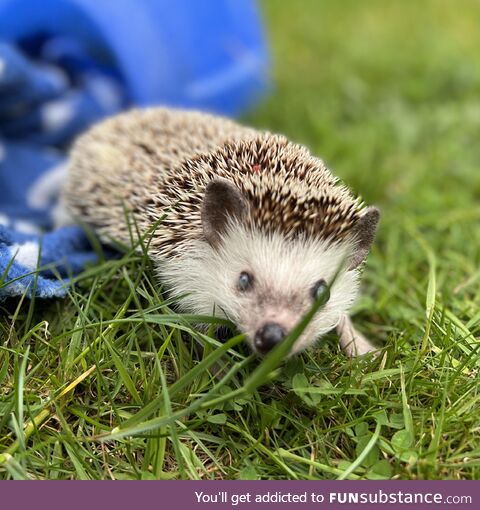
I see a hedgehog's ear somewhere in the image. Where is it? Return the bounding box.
[202,178,248,247]
[348,207,380,270]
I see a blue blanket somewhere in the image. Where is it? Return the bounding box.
[0,41,125,299]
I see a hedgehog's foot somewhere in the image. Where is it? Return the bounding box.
[336,315,378,358]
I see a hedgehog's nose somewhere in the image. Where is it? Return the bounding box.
[254,322,287,354]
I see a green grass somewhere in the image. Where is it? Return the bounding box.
[1,0,480,479]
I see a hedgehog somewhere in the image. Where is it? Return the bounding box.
[61,107,380,357]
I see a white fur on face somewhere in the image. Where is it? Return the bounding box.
[158,223,361,355]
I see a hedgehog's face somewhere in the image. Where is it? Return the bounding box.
[161,224,360,355]
[209,225,361,355]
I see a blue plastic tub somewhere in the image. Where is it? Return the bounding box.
[0,0,269,115]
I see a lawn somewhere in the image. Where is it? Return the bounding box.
[1,0,480,480]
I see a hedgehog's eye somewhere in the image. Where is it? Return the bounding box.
[238,271,254,292]
[311,279,330,303]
